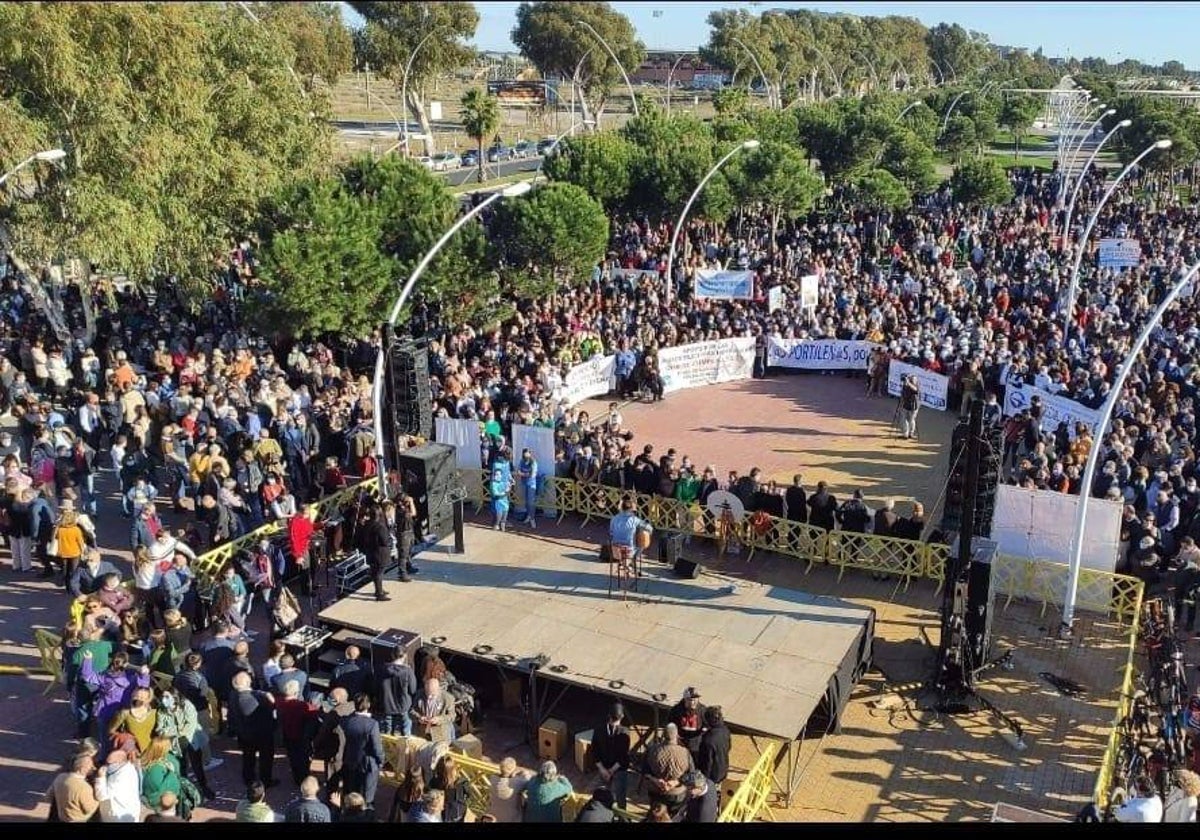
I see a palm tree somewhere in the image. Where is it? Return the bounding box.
[460,88,500,184]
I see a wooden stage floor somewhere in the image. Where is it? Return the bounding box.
[318,524,875,741]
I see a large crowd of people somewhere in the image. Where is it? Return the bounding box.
[5,144,1200,821]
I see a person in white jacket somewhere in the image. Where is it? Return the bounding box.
[94,749,142,822]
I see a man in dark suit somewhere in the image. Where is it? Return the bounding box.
[227,670,278,786]
[807,481,838,531]
[784,475,807,523]
[696,706,730,792]
[339,693,384,813]
[331,645,373,699]
[591,703,632,809]
[358,504,392,602]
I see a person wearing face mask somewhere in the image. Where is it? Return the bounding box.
[155,686,215,801]
[95,748,142,822]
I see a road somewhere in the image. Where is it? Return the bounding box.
[442,157,541,187]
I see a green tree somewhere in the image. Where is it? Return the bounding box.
[1000,94,1042,157]
[0,2,331,303]
[880,127,939,193]
[248,2,354,91]
[621,113,717,220]
[460,87,500,183]
[712,87,750,116]
[489,182,609,295]
[512,2,644,124]
[738,141,822,251]
[853,168,912,210]
[252,178,396,339]
[925,22,992,80]
[350,2,479,156]
[542,131,635,212]
[940,114,977,164]
[950,157,1013,206]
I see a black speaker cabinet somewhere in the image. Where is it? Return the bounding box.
[949,535,999,671]
[673,557,701,579]
[395,442,458,540]
[371,628,422,673]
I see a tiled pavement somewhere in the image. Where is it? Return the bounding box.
[0,378,1130,821]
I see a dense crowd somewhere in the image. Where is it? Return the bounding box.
[6,148,1200,821]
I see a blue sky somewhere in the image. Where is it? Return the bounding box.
[340,2,1200,67]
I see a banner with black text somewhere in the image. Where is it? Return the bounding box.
[887,360,949,411]
[767,337,878,371]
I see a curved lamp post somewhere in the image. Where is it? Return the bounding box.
[0,148,66,188]
[850,51,880,93]
[531,118,595,185]
[576,19,639,118]
[1059,118,1130,254]
[941,90,970,133]
[665,52,692,117]
[1062,255,1200,633]
[1063,139,1171,317]
[731,37,776,108]
[1055,92,1092,172]
[371,181,533,492]
[570,47,595,124]
[1061,106,1113,195]
[401,25,451,157]
[664,139,760,306]
[942,58,958,84]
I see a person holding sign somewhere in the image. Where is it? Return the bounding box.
[899,374,920,440]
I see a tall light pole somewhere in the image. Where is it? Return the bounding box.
[401,25,451,157]
[732,37,774,108]
[1063,139,1171,317]
[0,148,66,188]
[850,51,879,92]
[531,118,595,185]
[664,139,760,306]
[1059,106,1113,201]
[1059,118,1130,254]
[942,58,958,84]
[929,60,945,86]
[1055,92,1092,173]
[576,19,639,118]
[371,181,533,492]
[941,90,970,133]
[665,52,692,118]
[895,100,923,123]
[570,47,595,125]
[1062,255,1200,634]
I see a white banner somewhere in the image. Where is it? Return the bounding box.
[767,285,785,314]
[610,266,656,282]
[767,337,878,371]
[658,337,756,394]
[1098,237,1141,269]
[886,359,949,411]
[799,274,819,310]
[694,268,754,300]
[511,424,557,514]
[434,417,483,469]
[561,354,615,407]
[993,484,1120,577]
[1002,382,1101,438]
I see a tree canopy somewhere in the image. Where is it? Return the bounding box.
[0,1,334,295]
[950,157,1013,206]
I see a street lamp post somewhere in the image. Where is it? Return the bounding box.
[664,139,760,306]
[1063,139,1171,318]
[732,37,774,108]
[571,47,595,126]
[371,181,532,493]
[850,51,879,93]
[0,148,67,188]
[401,25,451,158]
[576,19,639,118]
[531,118,595,185]
[1062,255,1200,633]
[1059,118,1130,254]
[1060,106,1113,195]
[665,52,692,118]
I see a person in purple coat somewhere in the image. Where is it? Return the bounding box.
[80,649,150,752]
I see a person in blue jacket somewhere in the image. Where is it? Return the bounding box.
[489,450,513,532]
[517,448,539,528]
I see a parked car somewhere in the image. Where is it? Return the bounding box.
[431,152,462,171]
[414,155,435,170]
[486,144,513,163]
[513,140,535,158]
[536,137,557,156]
[461,149,480,167]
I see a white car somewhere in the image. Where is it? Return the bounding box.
[432,152,462,171]
[415,155,435,170]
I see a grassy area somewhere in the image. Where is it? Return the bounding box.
[990,131,1056,154]
[448,170,539,195]
[990,153,1058,171]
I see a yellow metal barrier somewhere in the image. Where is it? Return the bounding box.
[1092,581,1144,810]
[32,628,64,695]
[718,739,780,822]
[827,531,925,589]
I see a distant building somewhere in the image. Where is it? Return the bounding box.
[632,51,727,87]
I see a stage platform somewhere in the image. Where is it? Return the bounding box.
[318,524,874,744]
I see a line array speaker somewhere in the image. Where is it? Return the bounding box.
[383,338,433,464]
[940,417,1002,538]
[395,442,458,541]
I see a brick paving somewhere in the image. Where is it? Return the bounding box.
[0,376,1131,821]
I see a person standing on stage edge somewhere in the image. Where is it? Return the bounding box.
[490,455,514,532]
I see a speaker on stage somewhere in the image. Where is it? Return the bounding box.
[673,557,701,579]
[382,337,433,466]
[371,628,422,673]
[395,442,458,540]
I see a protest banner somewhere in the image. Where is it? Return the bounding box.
[1002,382,1101,438]
[561,354,615,407]
[767,285,785,314]
[767,337,877,371]
[799,274,819,309]
[1097,238,1141,269]
[886,360,949,411]
[693,269,754,300]
[658,337,756,393]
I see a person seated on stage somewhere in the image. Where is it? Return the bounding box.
[608,495,652,574]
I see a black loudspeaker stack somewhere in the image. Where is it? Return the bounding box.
[673,557,701,579]
[940,417,1002,537]
[384,338,433,464]
[965,548,995,669]
[395,442,458,541]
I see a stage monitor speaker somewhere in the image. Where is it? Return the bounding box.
[673,557,701,579]
[395,442,458,540]
[370,628,422,674]
[658,532,684,566]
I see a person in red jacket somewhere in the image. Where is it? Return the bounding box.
[288,505,321,595]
